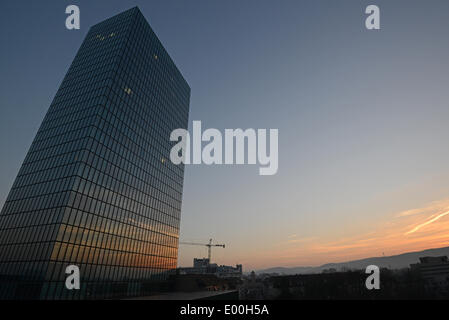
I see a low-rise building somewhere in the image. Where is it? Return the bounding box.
[410,256,449,292]
[178,258,243,278]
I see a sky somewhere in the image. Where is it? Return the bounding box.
[1,0,449,271]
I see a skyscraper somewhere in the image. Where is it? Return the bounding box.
[0,7,190,299]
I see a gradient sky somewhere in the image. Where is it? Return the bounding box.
[1,0,449,271]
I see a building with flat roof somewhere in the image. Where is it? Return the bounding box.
[0,7,190,299]
[410,256,449,289]
[178,258,243,278]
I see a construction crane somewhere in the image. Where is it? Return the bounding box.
[179,238,225,263]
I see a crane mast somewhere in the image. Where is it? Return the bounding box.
[179,238,226,264]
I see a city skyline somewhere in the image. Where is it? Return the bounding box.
[1,1,449,272]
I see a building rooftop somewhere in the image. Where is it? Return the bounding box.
[124,290,238,300]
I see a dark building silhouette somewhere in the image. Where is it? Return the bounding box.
[241,269,429,300]
[411,256,449,294]
[0,7,190,299]
[177,258,243,278]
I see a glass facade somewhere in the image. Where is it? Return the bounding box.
[0,7,190,299]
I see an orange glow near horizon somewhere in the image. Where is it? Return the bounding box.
[241,199,449,270]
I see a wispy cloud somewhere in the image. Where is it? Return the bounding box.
[405,210,449,235]
[396,199,449,217]
[268,198,449,267]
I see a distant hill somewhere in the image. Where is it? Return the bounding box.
[256,246,449,275]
